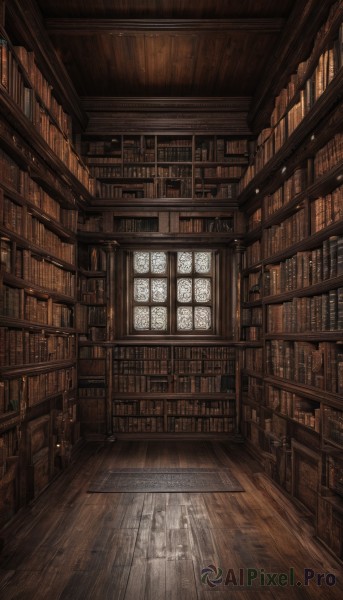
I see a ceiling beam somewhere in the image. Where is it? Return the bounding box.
[44,17,285,35]
[81,97,252,135]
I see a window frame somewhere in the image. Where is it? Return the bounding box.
[128,249,217,336]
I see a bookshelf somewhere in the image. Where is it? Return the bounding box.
[112,344,236,437]
[82,133,249,205]
[0,27,86,525]
[239,6,343,561]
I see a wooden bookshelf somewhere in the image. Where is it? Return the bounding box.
[0,25,87,527]
[239,6,343,562]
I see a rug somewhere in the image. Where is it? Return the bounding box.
[87,467,244,493]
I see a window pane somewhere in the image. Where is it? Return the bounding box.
[177,278,192,303]
[194,306,211,329]
[134,306,150,329]
[195,252,211,273]
[151,252,167,274]
[134,251,150,274]
[177,251,192,274]
[194,278,211,303]
[151,279,167,302]
[177,306,193,330]
[134,278,150,302]
[151,306,167,330]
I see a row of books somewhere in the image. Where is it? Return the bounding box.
[266,340,343,394]
[157,147,192,162]
[243,271,261,301]
[270,2,342,129]
[241,326,262,341]
[76,305,106,330]
[264,235,343,295]
[311,184,343,233]
[0,40,94,192]
[195,138,248,162]
[157,166,191,177]
[265,384,320,431]
[113,361,169,375]
[114,400,164,416]
[247,208,262,230]
[77,215,103,234]
[0,154,78,231]
[96,181,155,198]
[113,217,158,233]
[26,214,74,265]
[78,385,106,398]
[27,367,76,407]
[0,283,73,327]
[78,277,105,304]
[241,307,263,326]
[323,406,343,446]
[314,133,343,177]
[263,167,307,218]
[166,399,235,416]
[174,346,236,360]
[194,182,236,199]
[22,253,75,296]
[238,6,343,194]
[0,329,76,367]
[245,240,261,267]
[114,346,170,359]
[113,417,164,433]
[263,209,306,257]
[89,166,122,178]
[266,289,343,333]
[156,180,192,198]
[179,217,233,233]
[173,359,236,374]
[195,166,244,178]
[175,375,234,393]
[113,375,167,393]
[167,417,235,433]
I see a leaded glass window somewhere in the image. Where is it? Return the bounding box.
[132,250,214,333]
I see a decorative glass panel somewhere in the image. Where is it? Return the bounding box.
[151,252,167,274]
[134,306,150,329]
[195,252,211,273]
[134,278,150,302]
[177,252,192,274]
[151,306,167,330]
[194,306,211,330]
[177,278,192,303]
[194,278,211,303]
[134,251,150,274]
[151,279,167,303]
[177,307,193,330]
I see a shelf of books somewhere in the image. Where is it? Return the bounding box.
[112,344,237,437]
[239,5,343,561]
[82,133,249,206]
[0,27,90,525]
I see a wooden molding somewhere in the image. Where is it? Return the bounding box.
[45,17,285,35]
[82,96,252,135]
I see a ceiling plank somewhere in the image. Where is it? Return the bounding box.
[44,17,285,34]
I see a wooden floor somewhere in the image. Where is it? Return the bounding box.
[0,440,342,599]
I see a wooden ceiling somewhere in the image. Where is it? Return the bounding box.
[6,0,335,133]
[35,0,299,98]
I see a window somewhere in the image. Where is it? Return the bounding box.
[131,250,215,334]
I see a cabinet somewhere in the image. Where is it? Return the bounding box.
[239,4,343,561]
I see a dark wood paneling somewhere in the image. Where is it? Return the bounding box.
[37,0,296,19]
[47,30,278,97]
